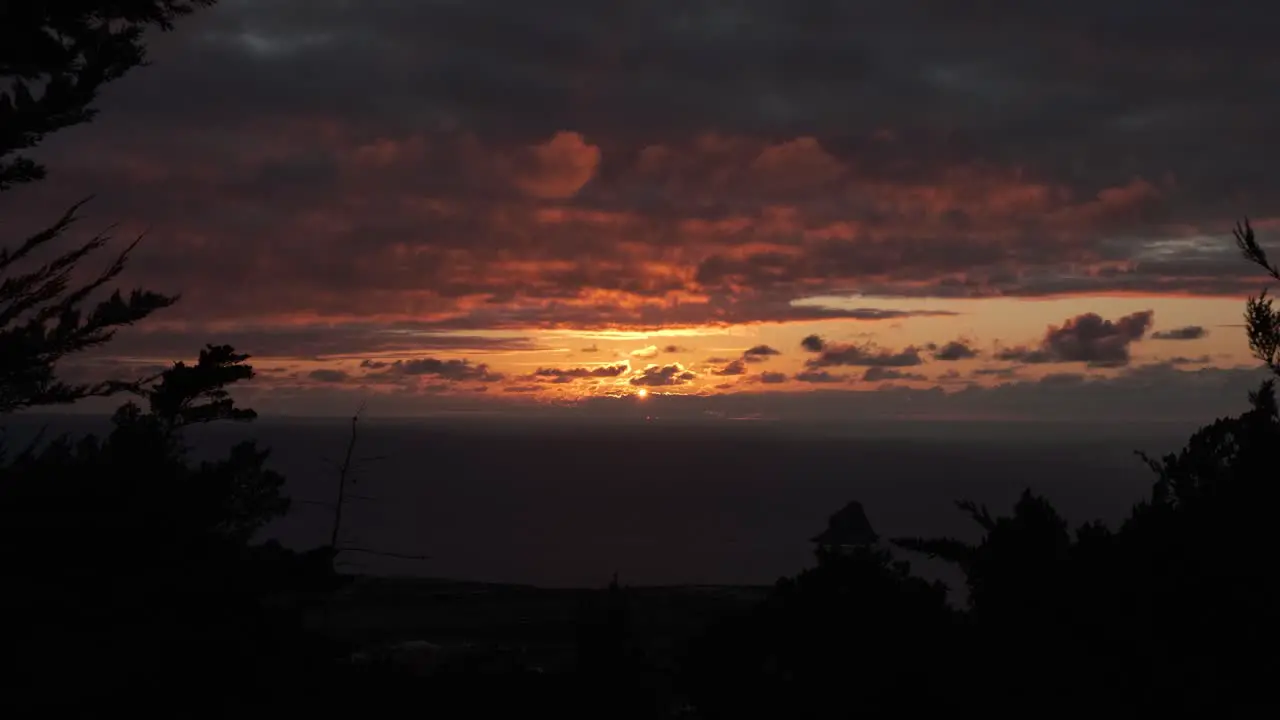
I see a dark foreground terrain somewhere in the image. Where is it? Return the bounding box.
[315,575,767,675]
[6,397,1280,717]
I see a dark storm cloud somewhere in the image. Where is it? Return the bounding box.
[363,357,505,383]
[531,364,628,381]
[398,358,503,381]
[122,0,1280,164]
[801,335,826,353]
[6,0,1279,354]
[806,343,925,369]
[713,344,782,370]
[713,359,748,377]
[996,311,1155,367]
[1152,325,1207,341]
[758,371,788,384]
[930,340,978,361]
[629,364,697,387]
[741,344,781,363]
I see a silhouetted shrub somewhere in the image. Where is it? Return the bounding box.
[0,346,340,715]
[686,545,961,717]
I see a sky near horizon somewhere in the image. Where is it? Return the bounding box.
[5,0,1279,421]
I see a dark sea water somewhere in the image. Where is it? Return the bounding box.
[3,415,1198,590]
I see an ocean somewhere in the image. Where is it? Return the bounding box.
[2,414,1198,590]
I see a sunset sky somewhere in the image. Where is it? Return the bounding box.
[6,0,1278,421]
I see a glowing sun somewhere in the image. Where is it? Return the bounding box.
[636,389,649,398]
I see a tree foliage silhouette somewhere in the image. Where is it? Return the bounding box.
[687,532,961,716]
[0,4,342,715]
[1235,218,1280,375]
[0,201,177,413]
[0,0,218,189]
[2,345,285,544]
[0,1,216,415]
[1,345,336,714]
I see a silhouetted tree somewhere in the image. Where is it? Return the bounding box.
[1,1,216,415]
[893,491,1115,704]
[809,499,878,549]
[1,0,218,189]
[687,516,961,717]
[0,202,178,414]
[2,345,282,533]
[0,6,343,715]
[1,345,337,715]
[1106,219,1280,707]
[896,492,1074,623]
[1235,219,1280,376]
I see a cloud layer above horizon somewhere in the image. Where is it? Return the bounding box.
[6,0,1279,419]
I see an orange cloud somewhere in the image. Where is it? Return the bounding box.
[20,119,1272,341]
[509,131,601,199]
[748,137,846,194]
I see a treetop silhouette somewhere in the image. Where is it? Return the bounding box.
[1,0,219,189]
[1,1,219,417]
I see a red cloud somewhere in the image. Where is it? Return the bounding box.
[509,131,601,199]
[13,119,1271,347]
